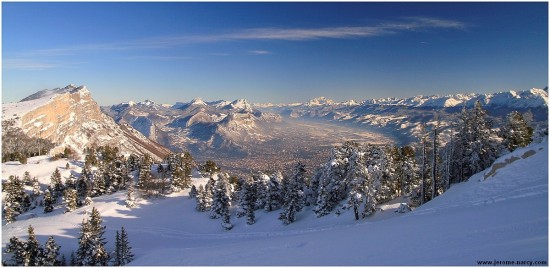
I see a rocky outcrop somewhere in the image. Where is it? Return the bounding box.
[3,85,171,160]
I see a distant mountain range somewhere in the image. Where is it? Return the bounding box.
[3,85,547,171]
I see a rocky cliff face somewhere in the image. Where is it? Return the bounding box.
[2,85,171,160]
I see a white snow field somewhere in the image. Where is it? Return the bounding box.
[2,140,548,265]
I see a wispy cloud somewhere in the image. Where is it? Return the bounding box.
[248,50,272,55]
[124,55,193,61]
[3,58,69,70]
[5,17,466,70]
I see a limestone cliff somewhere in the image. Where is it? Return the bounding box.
[2,85,171,160]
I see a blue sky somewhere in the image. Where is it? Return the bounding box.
[2,2,548,105]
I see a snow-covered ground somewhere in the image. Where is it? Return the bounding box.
[2,141,548,265]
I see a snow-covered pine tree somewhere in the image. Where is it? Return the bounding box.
[65,174,77,190]
[50,168,64,199]
[279,163,306,224]
[235,178,251,218]
[64,188,78,213]
[126,183,136,208]
[5,236,25,266]
[41,236,61,266]
[252,173,268,210]
[243,180,257,225]
[91,169,107,197]
[500,110,534,152]
[24,225,42,266]
[114,227,134,266]
[43,190,55,213]
[3,175,27,223]
[32,177,42,198]
[77,167,92,207]
[137,154,153,196]
[264,171,283,211]
[314,154,346,217]
[23,171,32,186]
[344,148,368,220]
[76,207,110,266]
[210,174,230,219]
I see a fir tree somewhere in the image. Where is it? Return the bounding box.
[114,227,134,266]
[195,184,211,212]
[5,236,25,266]
[76,207,110,266]
[24,225,42,266]
[500,111,534,152]
[244,180,256,225]
[50,168,65,199]
[23,171,32,186]
[64,188,79,213]
[279,163,306,224]
[42,236,61,266]
[44,190,55,213]
[137,154,153,196]
[31,177,42,198]
[264,172,283,211]
[125,183,136,208]
[210,175,231,219]
[76,170,91,207]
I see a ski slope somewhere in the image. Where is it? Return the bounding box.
[2,141,548,265]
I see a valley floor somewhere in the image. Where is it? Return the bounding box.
[2,141,548,265]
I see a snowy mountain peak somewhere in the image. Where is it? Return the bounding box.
[307,96,335,106]
[225,99,253,112]
[138,99,156,106]
[190,97,207,106]
[19,84,85,102]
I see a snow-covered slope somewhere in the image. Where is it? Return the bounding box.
[2,85,171,160]
[2,140,547,265]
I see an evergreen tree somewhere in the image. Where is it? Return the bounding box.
[137,154,153,196]
[50,168,65,199]
[4,175,27,223]
[5,236,25,266]
[500,111,534,152]
[114,227,134,266]
[195,184,210,212]
[32,177,42,198]
[235,178,250,218]
[279,163,306,224]
[64,188,79,213]
[42,236,61,266]
[264,171,283,211]
[91,170,107,197]
[125,183,136,208]
[43,190,55,213]
[76,207,110,266]
[76,169,92,207]
[210,175,231,220]
[23,171,32,186]
[24,225,42,266]
[244,180,257,225]
[200,160,220,177]
[65,174,77,190]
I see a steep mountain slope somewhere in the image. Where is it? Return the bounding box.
[2,139,546,265]
[2,85,171,160]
